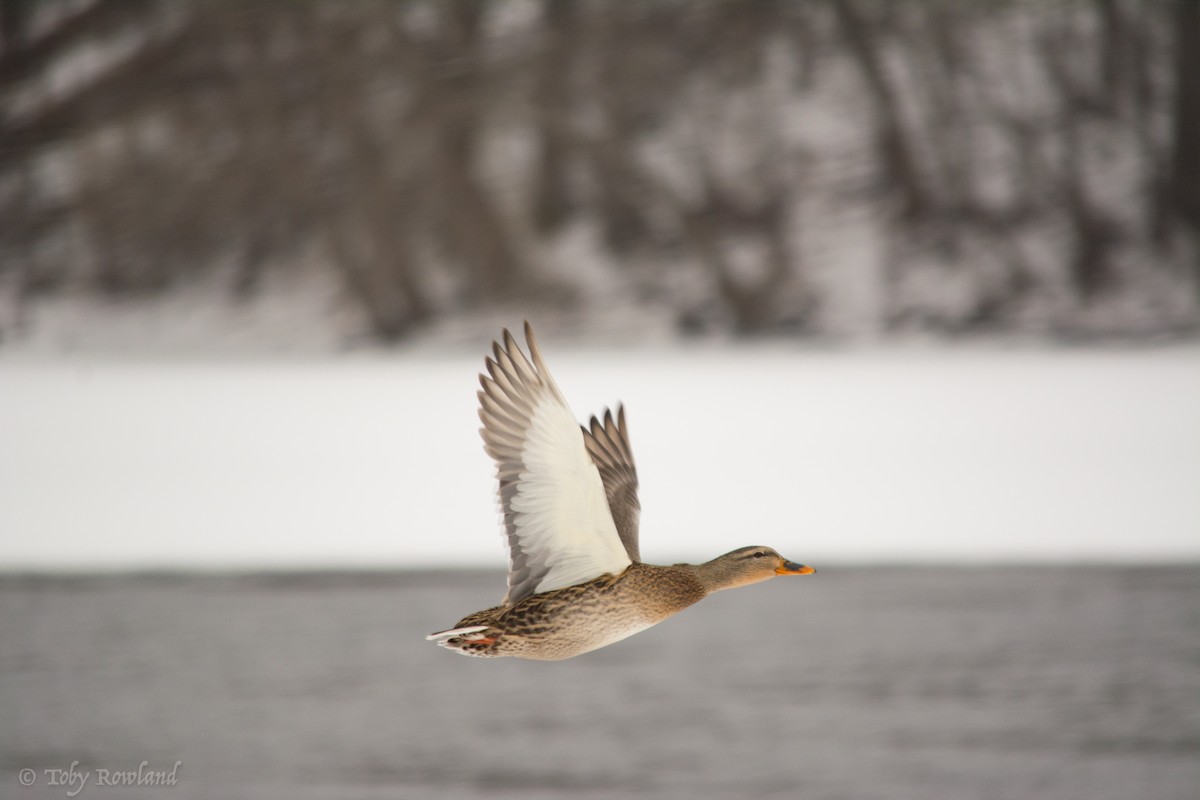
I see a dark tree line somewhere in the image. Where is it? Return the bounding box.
[2,0,1197,342]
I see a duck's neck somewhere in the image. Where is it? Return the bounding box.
[688,557,765,594]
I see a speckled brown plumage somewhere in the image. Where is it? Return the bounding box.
[426,324,815,660]
[435,563,708,661]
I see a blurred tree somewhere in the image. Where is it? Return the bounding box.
[530,0,576,235]
[0,0,1195,343]
[1171,0,1200,238]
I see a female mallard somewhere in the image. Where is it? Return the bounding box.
[427,323,814,660]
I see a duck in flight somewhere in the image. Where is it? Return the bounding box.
[427,323,814,660]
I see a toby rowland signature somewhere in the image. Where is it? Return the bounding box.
[18,760,181,796]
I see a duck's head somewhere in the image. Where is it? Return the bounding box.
[698,546,815,593]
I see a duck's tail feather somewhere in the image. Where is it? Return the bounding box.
[425,625,503,657]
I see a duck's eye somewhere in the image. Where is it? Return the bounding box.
[753,551,765,559]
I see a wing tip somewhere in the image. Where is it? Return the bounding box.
[523,321,542,363]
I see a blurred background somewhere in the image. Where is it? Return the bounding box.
[2,0,1200,345]
[2,1,1198,799]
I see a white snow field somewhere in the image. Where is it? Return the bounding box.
[2,344,1198,570]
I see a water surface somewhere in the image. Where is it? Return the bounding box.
[2,567,1197,799]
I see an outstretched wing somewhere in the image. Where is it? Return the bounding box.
[478,322,632,606]
[582,406,641,562]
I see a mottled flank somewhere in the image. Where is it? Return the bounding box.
[430,564,706,660]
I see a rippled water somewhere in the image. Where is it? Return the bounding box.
[2,567,1197,799]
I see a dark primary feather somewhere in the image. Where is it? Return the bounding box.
[583,406,642,562]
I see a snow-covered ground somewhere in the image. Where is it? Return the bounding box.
[2,343,1198,570]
